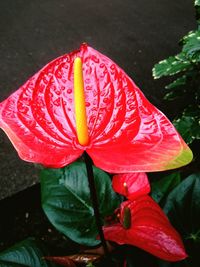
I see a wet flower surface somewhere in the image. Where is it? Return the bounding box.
[0,44,192,172]
[103,196,187,262]
[112,172,150,199]
[103,172,188,261]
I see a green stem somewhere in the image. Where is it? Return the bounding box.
[84,151,109,256]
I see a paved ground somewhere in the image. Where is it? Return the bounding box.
[0,0,196,199]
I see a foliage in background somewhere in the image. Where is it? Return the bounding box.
[153,0,200,144]
[151,3,200,266]
[163,173,200,267]
[151,172,200,267]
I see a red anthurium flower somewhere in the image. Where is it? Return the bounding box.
[0,44,192,172]
[103,196,187,262]
[112,172,150,199]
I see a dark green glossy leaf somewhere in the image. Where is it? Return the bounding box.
[181,30,196,45]
[152,54,191,79]
[183,106,200,117]
[0,238,53,267]
[163,173,200,266]
[151,172,181,204]
[163,90,186,101]
[182,30,200,62]
[173,115,200,144]
[165,76,187,90]
[40,162,121,246]
[195,1,200,25]
[164,173,200,233]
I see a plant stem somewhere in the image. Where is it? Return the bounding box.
[84,151,109,256]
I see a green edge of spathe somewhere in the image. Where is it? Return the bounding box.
[165,146,193,170]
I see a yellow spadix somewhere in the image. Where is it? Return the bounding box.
[74,57,89,146]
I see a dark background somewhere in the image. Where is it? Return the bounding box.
[0,0,196,199]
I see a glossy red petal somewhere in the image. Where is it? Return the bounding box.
[103,196,187,262]
[112,172,150,199]
[0,44,192,169]
[81,46,192,172]
[0,49,85,167]
[103,223,128,245]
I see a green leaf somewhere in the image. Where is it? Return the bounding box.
[152,53,191,79]
[195,1,200,25]
[151,172,181,204]
[195,0,200,6]
[165,76,187,90]
[163,90,186,101]
[180,30,195,45]
[173,115,200,144]
[163,173,200,266]
[183,106,200,117]
[40,162,121,246]
[164,174,200,223]
[182,30,200,62]
[0,238,53,267]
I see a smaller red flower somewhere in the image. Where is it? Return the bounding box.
[112,172,150,200]
[103,196,187,262]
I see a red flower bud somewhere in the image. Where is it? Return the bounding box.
[112,172,150,199]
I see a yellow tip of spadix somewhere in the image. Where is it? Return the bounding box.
[74,57,89,146]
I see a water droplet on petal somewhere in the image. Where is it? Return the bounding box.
[91,55,99,63]
[110,64,115,70]
[86,102,90,107]
[85,78,90,84]
[55,90,61,95]
[53,98,60,106]
[86,85,92,90]
[103,98,109,104]
[56,71,62,78]
[127,99,133,105]
[67,89,72,94]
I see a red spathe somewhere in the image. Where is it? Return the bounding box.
[112,172,150,199]
[103,196,187,262]
[0,44,192,172]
